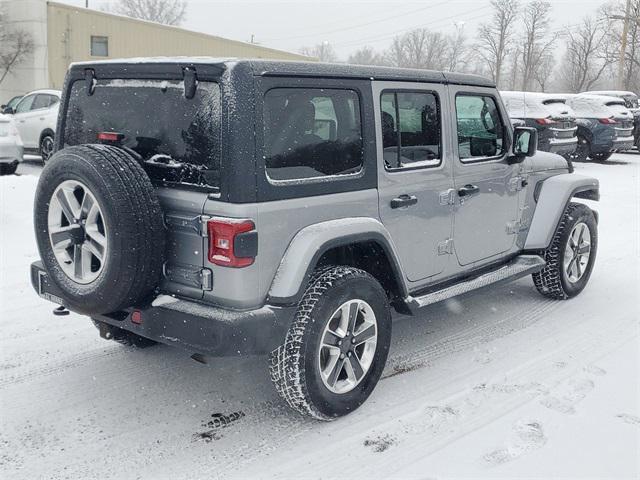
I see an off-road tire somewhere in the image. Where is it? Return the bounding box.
[91,319,157,348]
[533,202,597,299]
[34,144,165,314]
[269,266,391,420]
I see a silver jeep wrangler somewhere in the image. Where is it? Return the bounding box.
[31,59,599,420]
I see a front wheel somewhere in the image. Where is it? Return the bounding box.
[269,266,391,420]
[533,203,598,299]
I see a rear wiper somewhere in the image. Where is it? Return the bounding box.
[183,67,198,99]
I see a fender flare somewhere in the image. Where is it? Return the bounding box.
[267,217,407,306]
[524,173,599,250]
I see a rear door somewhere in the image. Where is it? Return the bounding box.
[449,87,522,267]
[375,81,455,284]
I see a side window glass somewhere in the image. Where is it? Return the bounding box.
[31,95,50,110]
[455,94,505,161]
[380,91,441,170]
[264,88,363,182]
[47,95,60,107]
[15,95,35,113]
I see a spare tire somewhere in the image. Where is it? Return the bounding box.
[34,144,165,314]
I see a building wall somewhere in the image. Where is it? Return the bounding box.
[0,0,48,103]
[46,1,309,90]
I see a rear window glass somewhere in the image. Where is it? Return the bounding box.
[263,88,363,182]
[64,79,221,188]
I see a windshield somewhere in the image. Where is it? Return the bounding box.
[64,79,221,188]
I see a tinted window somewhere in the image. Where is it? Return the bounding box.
[264,88,363,182]
[15,95,35,113]
[64,79,221,187]
[91,36,109,57]
[381,91,441,169]
[456,95,505,161]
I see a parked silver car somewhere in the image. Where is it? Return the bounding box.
[31,59,600,420]
[0,114,24,175]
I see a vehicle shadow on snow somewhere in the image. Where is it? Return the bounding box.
[46,277,549,446]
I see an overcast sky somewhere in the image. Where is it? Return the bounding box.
[59,0,609,58]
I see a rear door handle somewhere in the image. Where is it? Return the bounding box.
[458,184,480,197]
[390,194,418,209]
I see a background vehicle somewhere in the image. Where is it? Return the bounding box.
[0,114,24,175]
[30,59,599,420]
[582,90,640,149]
[565,94,635,161]
[1,95,24,114]
[500,91,577,159]
[9,89,61,162]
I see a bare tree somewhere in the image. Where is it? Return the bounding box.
[385,28,448,70]
[519,1,557,90]
[0,10,35,86]
[106,0,187,26]
[300,42,338,62]
[603,0,640,91]
[475,0,520,87]
[532,52,555,91]
[445,27,469,72]
[558,16,615,92]
[347,46,387,66]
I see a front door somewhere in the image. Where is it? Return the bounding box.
[375,81,454,283]
[449,87,522,266]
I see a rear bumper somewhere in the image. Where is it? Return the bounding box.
[0,142,23,163]
[30,261,294,357]
[545,137,577,155]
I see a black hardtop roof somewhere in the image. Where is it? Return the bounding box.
[70,57,495,88]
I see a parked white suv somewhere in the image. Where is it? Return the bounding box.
[0,114,23,175]
[8,89,61,162]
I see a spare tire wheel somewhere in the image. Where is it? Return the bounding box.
[34,144,165,315]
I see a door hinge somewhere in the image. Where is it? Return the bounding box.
[164,213,210,237]
[437,238,454,255]
[439,188,456,205]
[164,263,213,291]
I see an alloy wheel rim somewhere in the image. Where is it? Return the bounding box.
[48,180,108,284]
[563,222,591,283]
[318,299,378,394]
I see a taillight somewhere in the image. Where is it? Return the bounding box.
[535,117,556,125]
[207,218,257,268]
[97,132,125,143]
[598,117,617,124]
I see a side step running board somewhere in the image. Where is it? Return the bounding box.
[405,255,546,312]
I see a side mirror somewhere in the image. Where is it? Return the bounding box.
[510,126,537,163]
[2,106,14,115]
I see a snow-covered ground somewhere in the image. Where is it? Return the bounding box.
[1,155,639,480]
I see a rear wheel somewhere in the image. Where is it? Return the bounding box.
[569,135,589,162]
[533,203,597,299]
[269,266,391,420]
[0,161,18,176]
[40,134,54,162]
[590,151,612,162]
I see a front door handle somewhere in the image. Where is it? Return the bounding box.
[458,184,480,197]
[390,194,418,209]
